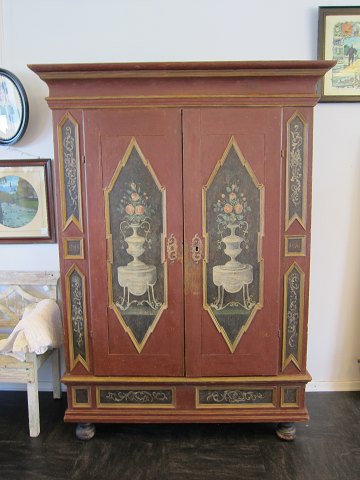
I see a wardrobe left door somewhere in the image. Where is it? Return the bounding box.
[84,109,184,376]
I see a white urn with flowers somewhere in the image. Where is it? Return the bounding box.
[116,181,159,310]
[211,181,254,310]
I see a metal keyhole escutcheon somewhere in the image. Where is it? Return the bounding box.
[191,234,203,264]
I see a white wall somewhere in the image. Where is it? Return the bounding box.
[1,0,359,391]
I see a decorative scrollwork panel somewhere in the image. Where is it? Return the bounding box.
[197,387,274,407]
[282,263,305,371]
[58,113,83,232]
[65,265,89,371]
[285,112,307,231]
[97,387,174,407]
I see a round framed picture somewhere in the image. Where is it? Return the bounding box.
[0,68,29,145]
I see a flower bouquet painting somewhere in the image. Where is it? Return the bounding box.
[213,181,251,252]
[119,181,155,226]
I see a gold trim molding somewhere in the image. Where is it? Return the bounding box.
[62,373,312,385]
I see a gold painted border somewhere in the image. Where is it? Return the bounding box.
[96,386,175,409]
[72,386,92,408]
[202,137,264,353]
[282,263,305,371]
[285,112,308,231]
[63,373,311,384]
[280,386,301,408]
[196,386,275,409]
[65,264,90,371]
[285,235,306,257]
[63,237,84,260]
[57,112,83,232]
[104,137,168,353]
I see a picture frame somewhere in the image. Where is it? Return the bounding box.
[318,6,360,102]
[0,68,29,144]
[0,159,56,243]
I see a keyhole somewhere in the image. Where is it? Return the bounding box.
[195,246,199,252]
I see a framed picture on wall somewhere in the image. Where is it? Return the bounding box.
[0,159,56,243]
[318,6,360,102]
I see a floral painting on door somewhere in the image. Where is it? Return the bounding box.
[203,139,264,352]
[105,140,166,353]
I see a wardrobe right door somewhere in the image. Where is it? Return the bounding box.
[183,108,282,377]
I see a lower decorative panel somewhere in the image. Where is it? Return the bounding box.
[64,379,309,424]
[96,387,175,408]
[196,387,275,408]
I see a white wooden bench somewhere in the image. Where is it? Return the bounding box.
[0,271,61,437]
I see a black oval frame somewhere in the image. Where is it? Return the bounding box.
[0,68,29,145]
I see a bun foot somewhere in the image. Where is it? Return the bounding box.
[276,422,296,441]
[75,423,96,440]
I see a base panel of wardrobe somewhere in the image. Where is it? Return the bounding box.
[64,377,309,424]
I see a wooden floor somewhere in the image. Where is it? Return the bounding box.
[0,391,359,480]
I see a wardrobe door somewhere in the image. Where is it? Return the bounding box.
[183,108,282,377]
[84,109,184,376]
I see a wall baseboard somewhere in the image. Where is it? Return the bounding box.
[307,381,360,392]
[0,382,66,392]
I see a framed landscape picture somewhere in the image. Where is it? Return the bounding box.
[0,159,55,243]
[318,6,360,101]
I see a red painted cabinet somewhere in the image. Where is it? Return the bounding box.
[30,61,333,438]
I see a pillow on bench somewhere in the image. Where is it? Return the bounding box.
[0,299,62,361]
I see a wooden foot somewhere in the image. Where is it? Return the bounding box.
[75,423,96,440]
[276,422,296,441]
